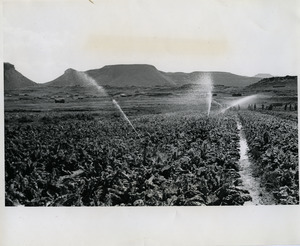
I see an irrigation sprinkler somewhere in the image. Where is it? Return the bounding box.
[78,71,142,140]
[221,95,258,114]
[111,98,142,140]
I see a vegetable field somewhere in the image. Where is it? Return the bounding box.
[4,110,299,206]
[239,111,299,204]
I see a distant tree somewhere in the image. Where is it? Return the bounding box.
[262,104,265,110]
[284,104,287,111]
[254,104,257,110]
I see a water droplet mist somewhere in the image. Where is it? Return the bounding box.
[77,71,140,138]
[200,73,213,116]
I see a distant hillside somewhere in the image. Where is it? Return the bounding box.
[162,71,261,87]
[5,63,266,89]
[85,65,261,88]
[4,63,37,90]
[254,73,273,78]
[246,76,297,91]
[44,68,92,87]
[159,71,201,85]
[86,64,175,87]
[210,72,261,87]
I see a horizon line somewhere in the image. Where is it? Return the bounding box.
[4,61,292,84]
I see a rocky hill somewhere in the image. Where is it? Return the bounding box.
[44,68,92,87]
[59,64,260,88]
[4,63,37,90]
[4,63,269,89]
[162,71,261,87]
[245,76,297,92]
[86,64,175,87]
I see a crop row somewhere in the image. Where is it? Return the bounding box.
[239,111,299,204]
[5,112,251,206]
[256,110,298,122]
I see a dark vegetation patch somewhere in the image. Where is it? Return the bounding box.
[5,112,251,206]
[239,111,298,204]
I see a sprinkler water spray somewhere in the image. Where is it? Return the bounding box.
[200,73,213,116]
[207,91,212,116]
[221,95,258,113]
[212,99,222,107]
[112,99,142,139]
[77,72,108,97]
[78,71,142,139]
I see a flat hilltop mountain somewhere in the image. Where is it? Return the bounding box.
[209,72,260,87]
[254,73,273,78]
[85,65,261,87]
[4,63,37,90]
[85,64,261,87]
[86,64,175,87]
[162,71,261,87]
[4,63,268,89]
[245,75,297,91]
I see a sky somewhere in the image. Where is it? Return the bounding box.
[3,0,300,83]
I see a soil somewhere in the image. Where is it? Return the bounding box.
[236,120,276,205]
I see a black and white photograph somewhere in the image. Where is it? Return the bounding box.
[1,0,300,245]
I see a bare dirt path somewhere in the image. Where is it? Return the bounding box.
[236,120,275,205]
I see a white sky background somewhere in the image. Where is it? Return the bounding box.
[3,0,300,83]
